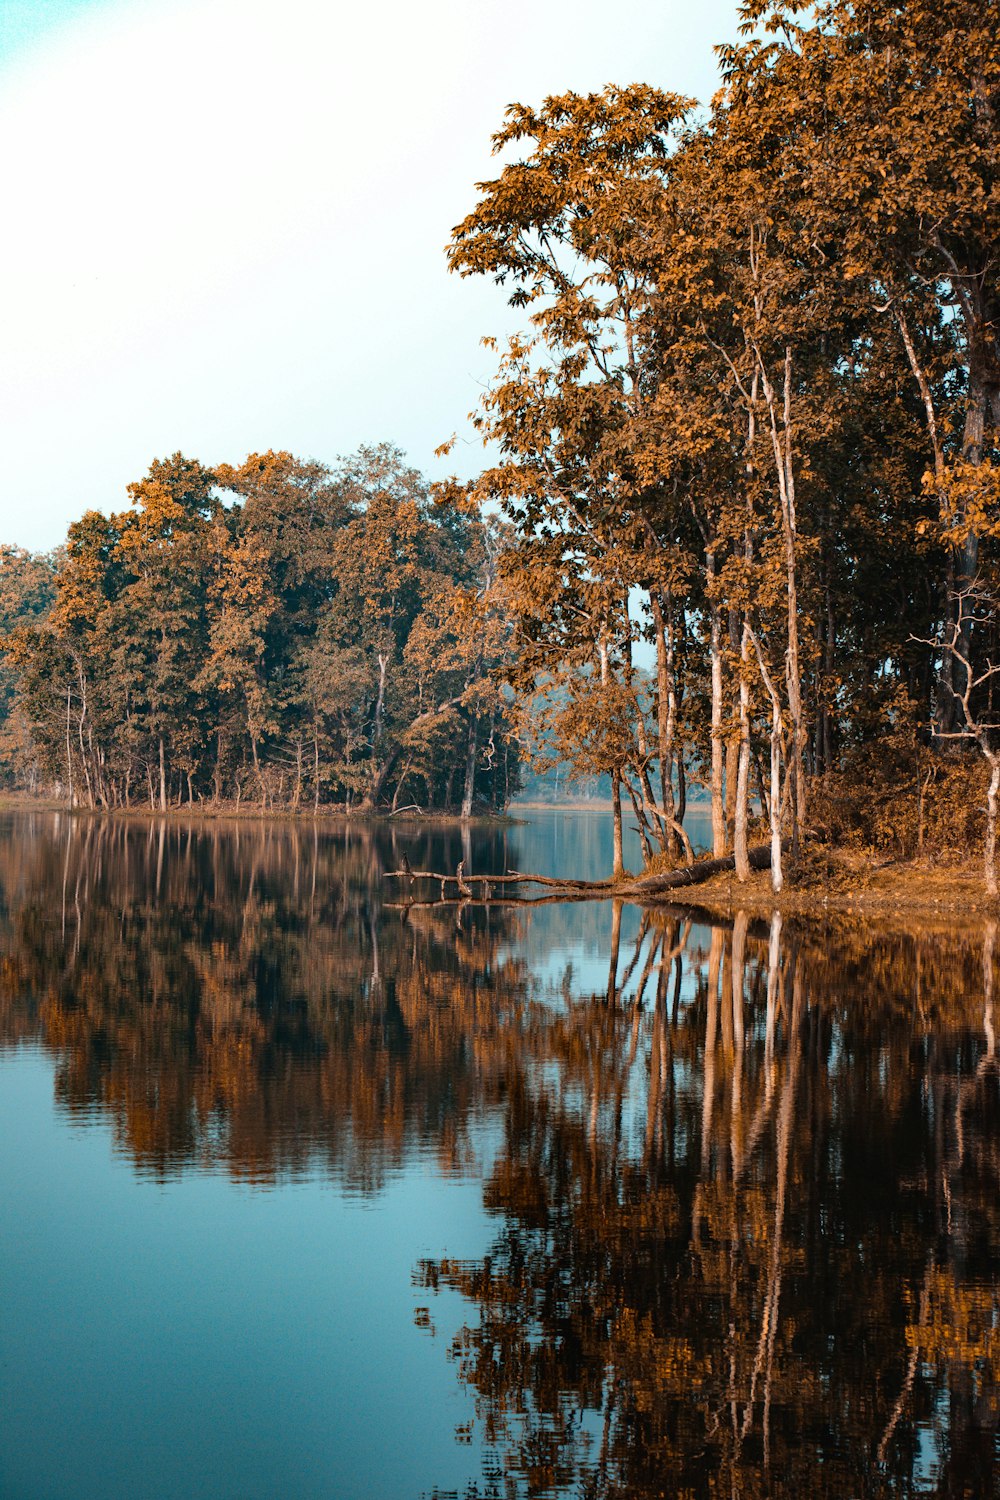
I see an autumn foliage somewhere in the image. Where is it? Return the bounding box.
[444,0,1000,889]
[0,446,519,814]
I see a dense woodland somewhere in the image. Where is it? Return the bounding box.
[0,445,520,815]
[2,0,1000,891]
[440,0,1000,891]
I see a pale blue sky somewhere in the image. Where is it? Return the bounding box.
[0,0,102,63]
[0,0,740,551]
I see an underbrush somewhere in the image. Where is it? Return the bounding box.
[808,746,986,861]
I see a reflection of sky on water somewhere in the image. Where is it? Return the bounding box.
[501,807,714,994]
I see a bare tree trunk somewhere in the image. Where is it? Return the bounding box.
[374,650,388,744]
[650,588,678,853]
[65,684,74,808]
[986,756,999,898]
[750,629,784,895]
[734,622,752,881]
[709,590,726,858]
[293,739,303,810]
[611,768,624,881]
[461,714,478,820]
[158,735,167,813]
[757,345,806,850]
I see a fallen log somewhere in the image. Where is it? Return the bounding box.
[383,843,772,904]
[383,867,614,892]
[619,843,772,898]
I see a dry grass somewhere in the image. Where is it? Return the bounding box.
[654,845,993,925]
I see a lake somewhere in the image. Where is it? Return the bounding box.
[0,809,997,1498]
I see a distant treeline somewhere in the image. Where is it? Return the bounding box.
[0,445,520,813]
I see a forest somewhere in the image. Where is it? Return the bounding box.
[0,445,520,815]
[1,0,999,893]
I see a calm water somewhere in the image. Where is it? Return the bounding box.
[0,810,997,1498]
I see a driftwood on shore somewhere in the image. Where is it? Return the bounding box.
[383,844,773,905]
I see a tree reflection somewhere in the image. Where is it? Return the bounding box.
[1,814,998,1494]
[0,812,530,1187]
[419,911,1000,1499]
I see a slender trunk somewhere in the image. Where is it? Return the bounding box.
[750,628,784,894]
[78,705,94,809]
[158,735,167,813]
[725,610,741,840]
[392,758,413,813]
[624,776,655,864]
[986,756,999,899]
[650,588,677,852]
[293,739,303,810]
[734,621,752,881]
[65,684,74,807]
[757,345,805,849]
[461,714,478,820]
[767,691,783,893]
[708,574,726,857]
[374,650,388,744]
[611,768,624,881]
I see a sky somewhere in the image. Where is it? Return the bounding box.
[0,0,740,551]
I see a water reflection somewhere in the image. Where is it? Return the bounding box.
[0,812,998,1497]
[419,916,1000,1499]
[0,812,531,1188]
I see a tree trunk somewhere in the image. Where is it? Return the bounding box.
[734,621,752,881]
[709,590,726,858]
[293,739,303,810]
[461,714,478,820]
[612,768,624,881]
[749,629,784,894]
[650,588,678,853]
[65,684,74,808]
[374,650,388,744]
[986,756,999,899]
[767,690,784,894]
[158,735,167,813]
[758,346,805,850]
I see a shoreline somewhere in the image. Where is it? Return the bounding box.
[0,795,519,829]
[2,796,993,922]
[635,849,996,924]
